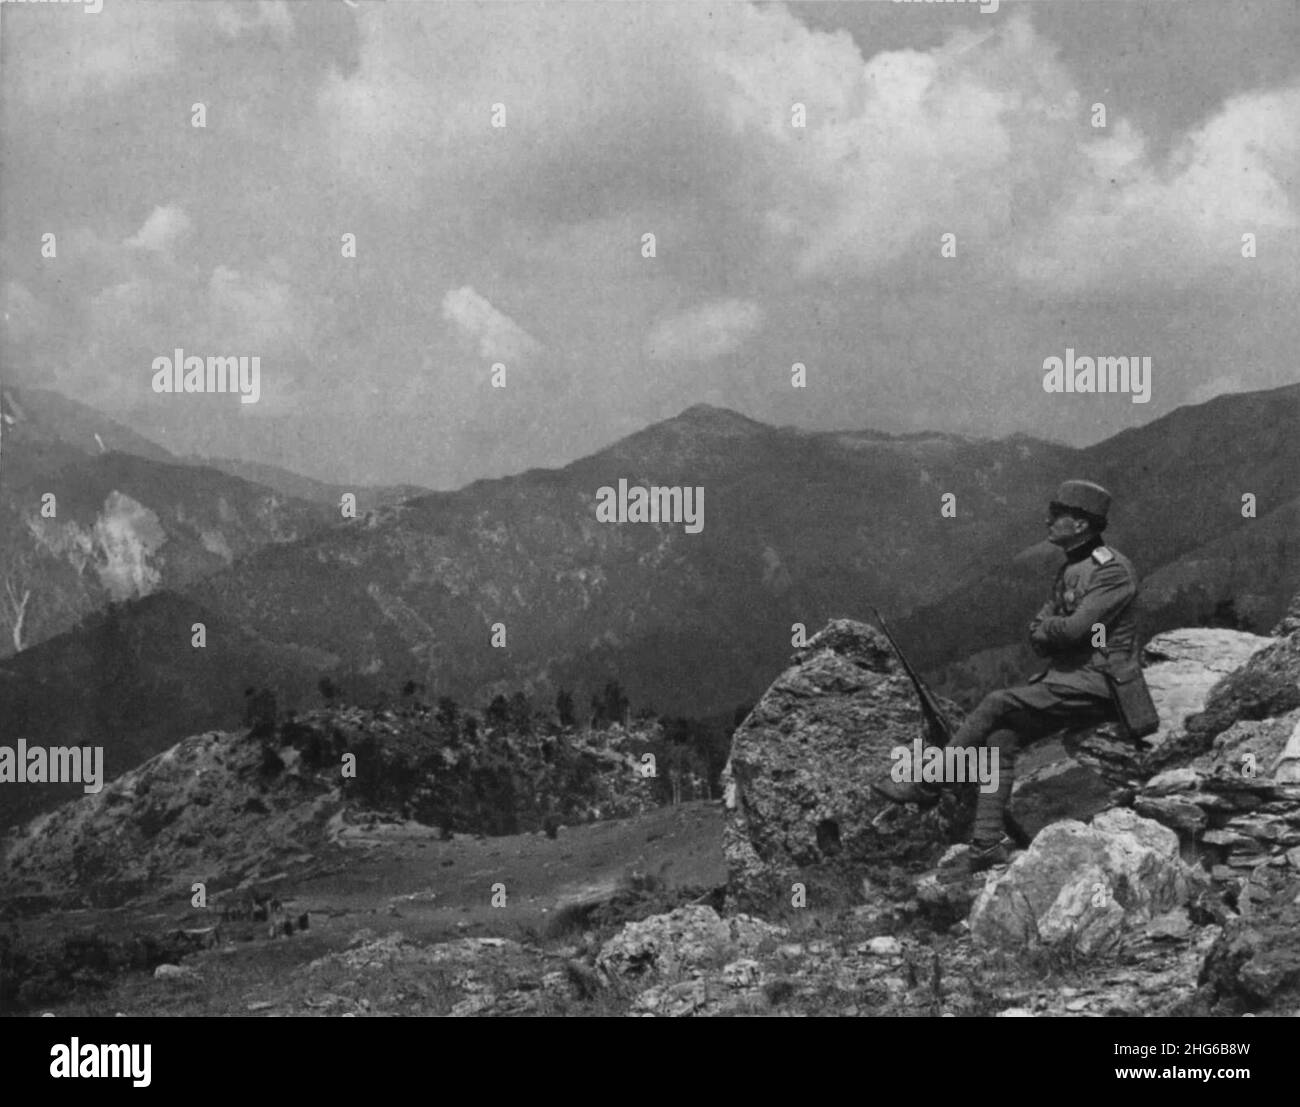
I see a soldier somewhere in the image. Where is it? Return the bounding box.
[872,480,1142,873]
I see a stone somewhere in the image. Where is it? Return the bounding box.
[1010,738,1125,841]
[1198,878,1300,1014]
[1140,627,1273,675]
[1175,630,1300,756]
[970,809,1197,956]
[721,959,763,988]
[1272,592,1300,638]
[596,906,785,983]
[1144,768,1200,795]
[1139,629,1276,766]
[1194,710,1300,781]
[630,978,709,1017]
[1144,907,1193,941]
[1132,794,1206,835]
[1269,714,1300,782]
[721,619,960,909]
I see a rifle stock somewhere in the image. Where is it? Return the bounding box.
[871,606,954,747]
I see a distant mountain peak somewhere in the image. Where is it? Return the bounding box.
[668,404,769,434]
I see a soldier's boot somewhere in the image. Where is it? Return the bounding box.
[937,836,1017,878]
[938,726,1021,876]
[870,777,943,807]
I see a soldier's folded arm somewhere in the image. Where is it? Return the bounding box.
[1029,563,1135,648]
[1027,602,1054,655]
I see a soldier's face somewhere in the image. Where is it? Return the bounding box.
[1045,507,1088,547]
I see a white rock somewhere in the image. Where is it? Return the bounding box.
[1144,768,1200,795]
[970,808,1197,956]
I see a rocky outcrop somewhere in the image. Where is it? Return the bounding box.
[970,809,1199,955]
[0,728,344,905]
[721,620,961,911]
[1009,628,1274,838]
[1141,629,1276,744]
[0,704,661,907]
[1271,590,1300,638]
[720,620,1281,910]
[1133,712,1300,872]
[993,609,1300,972]
[1126,611,1300,872]
[596,905,785,985]
[1194,875,1300,1015]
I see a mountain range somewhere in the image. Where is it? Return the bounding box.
[0,386,426,657]
[2,382,1297,829]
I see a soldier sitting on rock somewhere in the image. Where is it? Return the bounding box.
[873,480,1150,875]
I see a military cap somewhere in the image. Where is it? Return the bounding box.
[1051,479,1111,521]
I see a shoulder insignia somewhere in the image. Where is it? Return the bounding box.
[1091,546,1115,565]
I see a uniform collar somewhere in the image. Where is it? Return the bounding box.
[1064,533,1105,564]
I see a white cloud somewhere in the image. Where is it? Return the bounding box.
[125,205,192,254]
[1014,86,1300,292]
[441,286,541,365]
[313,4,1296,298]
[645,299,763,363]
[3,1,1297,484]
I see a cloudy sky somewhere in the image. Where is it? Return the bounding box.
[2,0,1297,488]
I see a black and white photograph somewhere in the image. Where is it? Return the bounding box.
[1,0,1298,1067]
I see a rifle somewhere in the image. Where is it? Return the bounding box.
[870,606,954,748]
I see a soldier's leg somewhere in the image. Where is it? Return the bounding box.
[872,685,1036,805]
[968,726,1019,846]
[950,683,1114,847]
[873,685,1025,804]
[950,681,1114,752]
[873,682,1112,808]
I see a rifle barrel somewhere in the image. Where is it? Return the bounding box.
[871,606,954,746]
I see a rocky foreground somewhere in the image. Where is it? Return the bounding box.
[4,594,1300,1016]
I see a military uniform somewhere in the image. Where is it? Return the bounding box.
[950,530,1138,845]
[873,479,1143,866]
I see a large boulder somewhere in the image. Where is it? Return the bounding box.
[970,808,1199,956]
[1141,628,1277,749]
[721,620,959,910]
